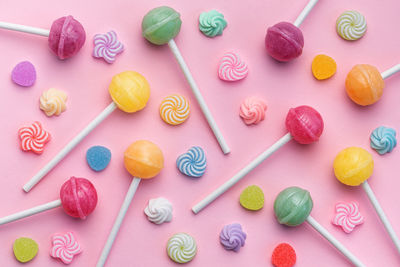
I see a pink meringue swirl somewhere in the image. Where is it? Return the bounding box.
[93,30,124,63]
[332,201,364,233]
[239,97,267,125]
[218,52,248,81]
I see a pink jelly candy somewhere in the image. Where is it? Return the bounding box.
[285,106,323,144]
[48,16,86,60]
[60,177,97,219]
[265,22,304,62]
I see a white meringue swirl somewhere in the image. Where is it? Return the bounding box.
[39,88,67,116]
[144,197,173,225]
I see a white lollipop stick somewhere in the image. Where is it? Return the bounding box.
[192,133,292,214]
[293,0,319,27]
[168,39,230,154]
[306,216,365,267]
[0,199,61,225]
[0,21,50,37]
[362,181,400,253]
[23,102,117,192]
[97,178,141,267]
[381,63,400,80]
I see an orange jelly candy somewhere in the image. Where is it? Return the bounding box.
[345,64,385,106]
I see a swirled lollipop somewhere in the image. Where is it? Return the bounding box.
[24,71,150,192]
[0,177,97,225]
[274,187,365,266]
[0,16,85,59]
[265,0,319,62]
[334,147,400,254]
[160,94,190,125]
[345,63,400,106]
[142,6,230,154]
[167,233,197,263]
[97,140,164,267]
[192,105,324,213]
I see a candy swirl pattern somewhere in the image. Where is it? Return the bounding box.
[199,10,227,37]
[177,146,206,177]
[50,232,82,264]
[144,197,173,225]
[220,223,247,252]
[370,126,397,155]
[332,202,364,233]
[93,30,124,63]
[167,233,197,263]
[239,97,267,125]
[336,11,367,41]
[39,88,68,117]
[160,94,190,125]
[18,121,51,154]
[218,52,248,81]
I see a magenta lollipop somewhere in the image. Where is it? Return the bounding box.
[192,105,324,213]
[265,0,318,62]
[0,177,97,225]
[0,15,85,59]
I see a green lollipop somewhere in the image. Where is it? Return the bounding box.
[274,186,313,226]
[142,6,182,45]
[141,6,230,155]
[272,186,365,267]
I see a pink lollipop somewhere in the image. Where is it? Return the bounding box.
[192,105,324,213]
[0,15,85,59]
[0,177,97,225]
[265,0,319,62]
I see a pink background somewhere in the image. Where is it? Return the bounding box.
[1,0,400,266]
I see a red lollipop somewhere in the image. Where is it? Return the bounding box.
[0,177,97,225]
[192,105,324,214]
[0,15,85,59]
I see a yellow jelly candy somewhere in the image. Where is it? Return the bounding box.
[239,185,264,210]
[13,237,38,263]
[311,54,337,80]
[333,147,374,186]
[109,71,150,113]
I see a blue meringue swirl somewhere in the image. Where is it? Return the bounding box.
[177,146,206,177]
[370,126,397,155]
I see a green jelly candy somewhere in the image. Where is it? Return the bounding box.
[142,6,182,45]
[13,237,38,263]
[274,186,313,226]
[239,185,264,210]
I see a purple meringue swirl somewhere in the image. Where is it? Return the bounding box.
[219,223,247,252]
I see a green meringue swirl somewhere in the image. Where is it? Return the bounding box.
[199,10,227,37]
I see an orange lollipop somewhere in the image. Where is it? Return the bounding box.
[345,63,400,106]
[97,140,164,266]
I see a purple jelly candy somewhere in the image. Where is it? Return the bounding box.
[11,61,36,87]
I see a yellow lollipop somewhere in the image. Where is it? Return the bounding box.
[333,147,373,186]
[333,146,400,253]
[23,71,151,192]
[109,71,150,113]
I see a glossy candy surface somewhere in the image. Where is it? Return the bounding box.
[265,22,304,62]
[333,147,374,186]
[124,140,164,179]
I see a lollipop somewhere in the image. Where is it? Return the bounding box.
[274,187,365,267]
[23,71,150,192]
[334,147,400,253]
[345,63,400,106]
[265,0,319,62]
[0,177,97,225]
[192,105,324,213]
[142,6,230,154]
[96,140,164,267]
[0,16,85,59]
